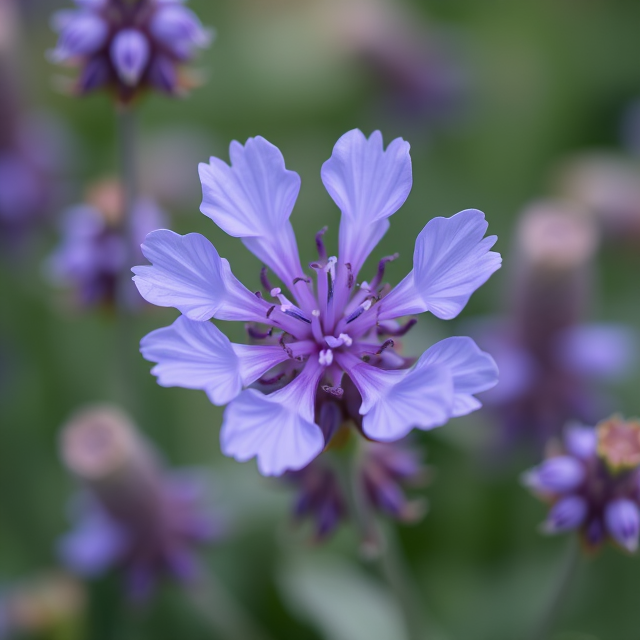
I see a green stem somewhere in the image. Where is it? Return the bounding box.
[528,538,580,640]
[114,106,138,410]
[186,573,275,640]
[334,449,428,640]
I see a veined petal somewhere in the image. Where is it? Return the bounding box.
[321,129,412,276]
[379,209,501,321]
[132,229,267,322]
[110,29,150,87]
[419,337,499,416]
[198,137,306,291]
[49,11,108,62]
[339,354,453,442]
[220,361,325,476]
[140,316,292,406]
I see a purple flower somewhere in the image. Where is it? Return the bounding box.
[58,405,220,599]
[134,129,501,476]
[49,0,212,102]
[286,438,427,541]
[477,201,635,451]
[524,416,640,553]
[47,179,167,309]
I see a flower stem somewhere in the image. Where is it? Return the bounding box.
[335,449,430,640]
[527,538,580,640]
[114,106,138,409]
[187,573,275,640]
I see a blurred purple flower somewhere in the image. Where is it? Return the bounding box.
[49,0,212,102]
[524,416,640,553]
[476,201,635,452]
[134,129,501,476]
[58,405,220,599]
[46,179,167,309]
[286,438,427,541]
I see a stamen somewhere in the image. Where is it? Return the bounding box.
[376,339,395,355]
[338,333,353,347]
[377,318,417,337]
[266,305,276,319]
[370,253,399,291]
[279,334,305,361]
[319,349,334,366]
[311,310,324,343]
[258,371,287,385]
[284,309,312,324]
[345,262,354,289]
[246,324,273,340]
[322,385,344,398]
[315,226,328,260]
[346,298,372,324]
[260,266,274,293]
[293,276,311,285]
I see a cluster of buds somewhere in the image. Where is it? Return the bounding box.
[46,178,166,309]
[286,435,428,542]
[479,201,633,450]
[58,405,219,599]
[524,416,640,552]
[49,0,212,102]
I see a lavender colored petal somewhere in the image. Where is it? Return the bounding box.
[343,356,453,442]
[379,209,501,321]
[605,498,640,552]
[557,323,637,381]
[49,11,108,61]
[198,137,305,291]
[220,362,325,476]
[110,29,150,87]
[132,230,268,322]
[419,336,499,416]
[543,496,587,533]
[58,507,128,576]
[563,423,597,460]
[321,129,412,276]
[140,316,291,405]
[150,4,212,59]
[523,456,585,493]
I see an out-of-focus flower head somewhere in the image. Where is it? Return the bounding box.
[338,0,465,121]
[133,129,501,478]
[0,572,85,638]
[286,437,428,542]
[477,201,635,453]
[49,0,213,102]
[46,178,167,309]
[524,416,640,553]
[0,2,64,250]
[58,404,220,599]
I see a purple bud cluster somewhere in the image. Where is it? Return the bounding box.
[286,437,427,541]
[524,416,640,553]
[49,0,212,102]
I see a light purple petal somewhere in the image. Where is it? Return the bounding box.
[110,29,150,87]
[380,209,501,321]
[605,499,640,552]
[418,336,499,417]
[321,129,412,276]
[563,423,597,460]
[523,456,585,493]
[49,12,108,61]
[140,315,293,404]
[341,355,453,442]
[220,361,324,476]
[557,323,637,381]
[58,508,128,576]
[198,137,305,292]
[132,230,268,322]
[543,496,587,533]
[150,5,212,58]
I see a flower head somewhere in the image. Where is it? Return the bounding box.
[49,0,212,102]
[134,129,501,476]
[47,178,167,309]
[58,405,219,599]
[524,416,640,552]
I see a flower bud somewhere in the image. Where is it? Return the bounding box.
[605,498,640,552]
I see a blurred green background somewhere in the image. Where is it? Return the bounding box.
[3,0,640,638]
